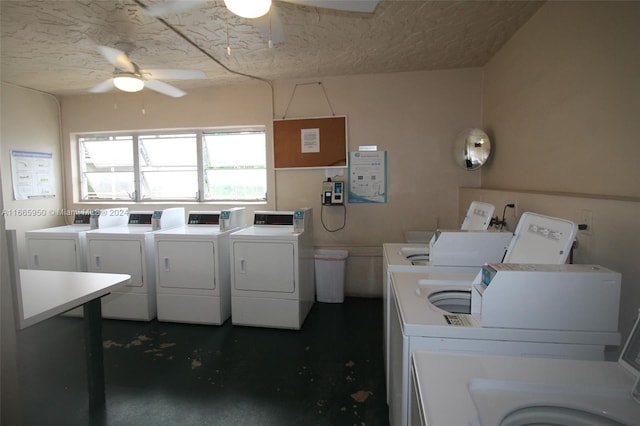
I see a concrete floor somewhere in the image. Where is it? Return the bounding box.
[17,297,389,425]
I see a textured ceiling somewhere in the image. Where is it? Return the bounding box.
[0,0,544,97]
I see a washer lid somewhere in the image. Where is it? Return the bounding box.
[460,201,495,231]
[503,212,578,264]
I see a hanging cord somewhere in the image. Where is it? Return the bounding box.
[282,81,335,119]
[320,204,347,232]
[498,203,515,231]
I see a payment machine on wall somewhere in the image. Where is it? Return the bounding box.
[322,179,344,205]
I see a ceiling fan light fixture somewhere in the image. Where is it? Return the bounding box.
[224,0,272,19]
[113,75,144,92]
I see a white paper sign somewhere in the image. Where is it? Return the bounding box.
[301,128,320,153]
[11,150,56,200]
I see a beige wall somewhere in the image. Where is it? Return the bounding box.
[0,84,65,248]
[477,1,640,355]
[482,1,640,198]
[8,68,483,296]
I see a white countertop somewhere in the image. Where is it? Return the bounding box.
[18,269,130,328]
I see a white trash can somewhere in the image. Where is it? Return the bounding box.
[314,249,348,303]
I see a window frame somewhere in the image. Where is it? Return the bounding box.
[76,127,267,203]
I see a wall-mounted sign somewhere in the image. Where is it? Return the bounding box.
[348,151,387,203]
[10,150,56,200]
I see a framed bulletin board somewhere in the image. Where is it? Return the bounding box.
[273,115,348,169]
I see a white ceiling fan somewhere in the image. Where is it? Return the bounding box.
[89,45,207,97]
[144,0,379,46]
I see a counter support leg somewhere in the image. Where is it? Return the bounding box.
[83,298,105,410]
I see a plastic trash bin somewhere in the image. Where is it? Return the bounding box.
[314,249,348,303]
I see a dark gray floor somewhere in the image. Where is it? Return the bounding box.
[17,297,389,425]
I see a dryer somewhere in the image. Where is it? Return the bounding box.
[25,208,129,317]
[410,308,640,425]
[85,208,185,321]
[154,208,246,325]
[25,208,129,272]
[229,209,314,330]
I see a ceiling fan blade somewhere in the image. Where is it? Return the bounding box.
[281,0,379,13]
[143,0,208,17]
[141,69,207,80]
[254,6,286,46]
[96,46,136,73]
[89,79,115,93]
[144,79,187,98]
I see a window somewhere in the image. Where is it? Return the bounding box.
[203,131,267,201]
[78,129,267,202]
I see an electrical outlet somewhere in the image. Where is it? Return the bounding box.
[579,209,593,235]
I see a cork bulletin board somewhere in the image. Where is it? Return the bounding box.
[273,116,348,169]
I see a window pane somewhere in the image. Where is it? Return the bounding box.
[205,169,266,200]
[138,134,198,200]
[203,131,267,201]
[84,172,135,200]
[141,171,198,200]
[139,134,197,167]
[79,136,134,200]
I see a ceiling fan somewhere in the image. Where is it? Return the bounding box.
[144,0,379,46]
[89,45,207,97]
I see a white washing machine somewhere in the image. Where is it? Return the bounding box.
[229,209,314,330]
[383,218,513,403]
[410,308,640,425]
[382,243,479,402]
[84,208,185,321]
[154,208,246,325]
[390,264,622,426]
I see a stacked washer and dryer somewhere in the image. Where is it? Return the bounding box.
[388,212,624,426]
[229,209,314,330]
[153,208,246,325]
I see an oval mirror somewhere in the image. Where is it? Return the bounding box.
[453,128,491,170]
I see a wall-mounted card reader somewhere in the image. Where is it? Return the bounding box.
[322,180,344,205]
